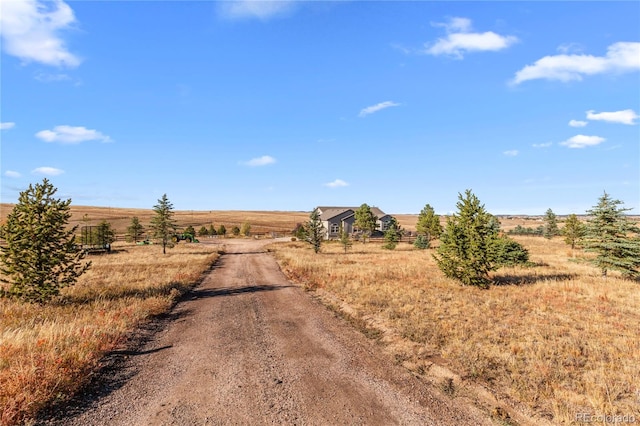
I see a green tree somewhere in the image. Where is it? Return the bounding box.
[543,208,560,239]
[416,204,442,242]
[209,224,217,235]
[217,224,227,237]
[491,236,530,267]
[198,226,209,237]
[184,225,196,238]
[0,179,91,303]
[383,217,403,250]
[293,223,307,240]
[338,223,352,253]
[354,203,378,243]
[150,194,177,254]
[433,190,499,288]
[231,225,241,236]
[562,214,586,250]
[413,234,430,250]
[240,222,251,237]
[126,216,145,243]
[583,192,640,278]
[95,220,116,249]
[305,208,325,254]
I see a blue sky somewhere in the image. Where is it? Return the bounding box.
[1,1,639,215]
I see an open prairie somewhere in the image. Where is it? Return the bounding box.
[269,237,640,424]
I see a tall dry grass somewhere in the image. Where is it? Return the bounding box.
[269,237,640,424]
[0,242,221,425]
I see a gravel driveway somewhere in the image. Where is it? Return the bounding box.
[40,239,493,426]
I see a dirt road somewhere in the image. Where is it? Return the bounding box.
[44,239,493,425]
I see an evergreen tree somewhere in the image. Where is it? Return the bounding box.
[433,190,499,288]
[184,225,196,238]
[413,234,430,250]
[240,222,251,237]
[543,208,560,239]
[383,217,403,250]
[305,208,325,254]
[150,194,177,254]
[562,214,586,250]
[293,223,307,240]
[95,220,116,249]
[231,225,241,236]
[0,179,91,303]
[416,204,442,241]
[199,226,209,237]
[338,223,352,253]
[126,216,145,243]
[583,192,640,278]
[217,224,227,237]
[491,236,530,267]
[209,224,217,235]
[354,203,377,243]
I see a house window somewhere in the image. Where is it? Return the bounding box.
[330,223,340,233]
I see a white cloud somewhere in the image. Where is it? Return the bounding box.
[512,42,640,85]
[532,142,553,148]
[560,135,606,149]
[218,0,295,20]
[0,122,16,130]
[569,120,588,128]
[4,171,21,178]
[503,150,519,157]
[0,0,81,68]
[32,166,64,176]
[241,155,276,166]
[324,179,349,188]
[359,101,400,117]
[35,125,112,144]
[586,109,639,125]
[425,17,518,59]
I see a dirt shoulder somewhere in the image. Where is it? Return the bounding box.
[40,239,494,425]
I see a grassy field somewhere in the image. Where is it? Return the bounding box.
[0,241,222,426]
[269,237,640,424]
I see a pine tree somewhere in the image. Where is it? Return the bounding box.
[217,224,227,237]
[95,220,115,250]
[0,179,91,303]
[583,192,640,278]
[383,217,403,250]
[240,222,251,237]
[305,208,325,254]
[338,223,352,253]
[354,203,377,243]
[433,190,499,288]
[416,204,442,242]
[209,224,217,235]
[150,194,177,254]
[126,216,145,243]
[543,208,560,239]
[562,214,586,250]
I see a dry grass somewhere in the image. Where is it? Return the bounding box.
[269,237,640,424]
[0,242,221,426]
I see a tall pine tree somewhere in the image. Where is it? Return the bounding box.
[416,204,442,242]
[150,194,177,254]
[354,203,377,243]
[306,208,325,254]
[0,179,91,303]
[583,192,640,278]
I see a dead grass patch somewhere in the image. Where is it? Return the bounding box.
[269,238,640,424]
[0,242,220,426]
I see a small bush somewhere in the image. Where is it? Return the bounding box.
[413,234,430,250]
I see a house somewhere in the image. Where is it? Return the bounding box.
[316,206,395,239]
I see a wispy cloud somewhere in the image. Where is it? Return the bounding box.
[512,42,640,85]
[324,179,349,188]
[560,135,605,149]
[240,155,276,167]
[35,125,112,144]
[0,0,81,68]
[4,171,21,178]
[359,101,400,117]
[569,119,588,128]
[586,109,638,125]
[0,122,16,130]
[424,17,518,59]
[32,166,64,176]
[503,150,519,157]
[218,0,295,20]
[532,142,553,148]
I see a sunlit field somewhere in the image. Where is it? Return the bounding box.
[0,242,221,426]
[269,237,640,424]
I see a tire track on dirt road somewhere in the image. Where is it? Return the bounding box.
[42,239,494,426]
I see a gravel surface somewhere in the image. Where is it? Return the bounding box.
[39,239,494,426]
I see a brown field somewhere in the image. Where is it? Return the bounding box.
[268,237,640,424]
[0,241,221,425]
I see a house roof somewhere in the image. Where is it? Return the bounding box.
[316,206,387,221]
